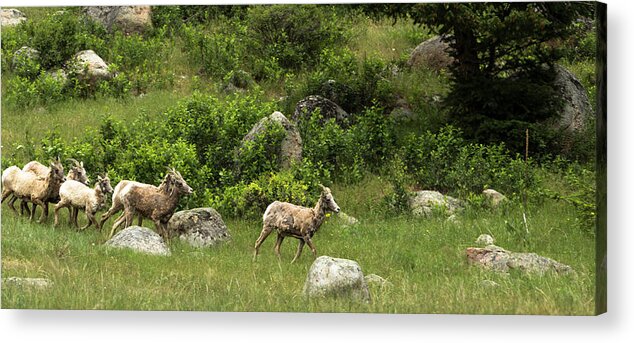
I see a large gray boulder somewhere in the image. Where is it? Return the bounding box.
[239,111,302,170]
[69,50,112,82]
[106,226,171,256]
[293,95,350,127]
[303,256,370,302]
[552,64,594,134]
[84,6,152,34]
[466,245,574,275]
[168,208,231,248]
[1,9,27,27]
[409,190,463,217]
[407,35,454,72]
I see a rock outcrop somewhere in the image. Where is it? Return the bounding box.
[168,208,231,248]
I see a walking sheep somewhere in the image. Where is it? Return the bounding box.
[54,174,113,230]
[109,168,193,240]
[253,184,341,263]
[98,180,164,231]
[19,158,89,217]
[1,160,66,223]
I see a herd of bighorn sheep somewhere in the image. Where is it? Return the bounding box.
[2,158,342,263]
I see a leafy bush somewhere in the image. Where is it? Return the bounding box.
[402,125,535,197]
[246,5,349,70]
[235,120,286,182]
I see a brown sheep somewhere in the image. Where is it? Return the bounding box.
[109,169,193,240]
[253,184,340,263]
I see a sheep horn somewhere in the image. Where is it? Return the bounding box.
[66,158,80,166]
[318,184,326,190]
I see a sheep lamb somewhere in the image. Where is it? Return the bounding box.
[109,168,193,240]
[253,184,340,263]
[54,174,113,230]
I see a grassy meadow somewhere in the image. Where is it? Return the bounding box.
[1,5,597,314]
[2,176,595,314]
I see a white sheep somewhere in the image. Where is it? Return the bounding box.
[1,160,66,223]
[253,184,340,263]
[54,174,113,230]
[19,158,89,217]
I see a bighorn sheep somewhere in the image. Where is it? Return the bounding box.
[54,174,113,230]
[1,160,66,223]
[19,158,89,216]
[109,168,193,240]
[253,184,340,263]
[99,180,160,231]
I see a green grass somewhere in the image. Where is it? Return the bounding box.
[1,175,595,314]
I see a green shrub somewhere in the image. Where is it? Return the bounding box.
[235,120,286,182]
[246,5,349,70]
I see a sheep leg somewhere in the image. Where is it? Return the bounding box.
[1,190,11,204]
[98,204,121,230]
[303,235,317,258]
[21,199,32,217]
[53,201,69,227]
[290,240,305,264]
[7,195,19,214]
[33,199,47,223]
[81,211,96,231]
[72,208,80,228]
[253,226,274,261]
[110,212,128,239]
[274,234,285,259]
[137,215,143,227]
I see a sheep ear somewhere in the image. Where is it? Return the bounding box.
[80,161,84,168]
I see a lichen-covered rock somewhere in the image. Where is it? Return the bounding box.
[552,64,593,134]
[407,35,454,71]
[482,189,508,207]
[168,208,231,248]
[106,226,171,256]
[303,256,370,302]
[466,245,574,275]
[3,277,52,289]
[1,9,27,27]
[475,234,495,246]
[293,95,350,127]
[84,6,152,34]
[69,50,112,82]
[12,46,40,71]
[409,190,463,217]
[239,111,302,170]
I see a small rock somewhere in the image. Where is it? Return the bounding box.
[106,226,171,256]
[480,280,499,288]
[482,189,508,207]
[409,190,463,217]
[338,212,359,227]
[446,214,460,224]
[466,245,574,276]
[168,208,231,248]
[475,234,495,246]
[1,9,27,27]
[364,274,392,288]
[69,50,112,82]
[293,95,351,128]
[3,277,52,289]
[303,256,370,302]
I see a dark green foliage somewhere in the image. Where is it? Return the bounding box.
[246,5,349,70]
[235,120,286,183]
[408,2,593,157]
[402,126,535,197]
[299,48,396,114]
